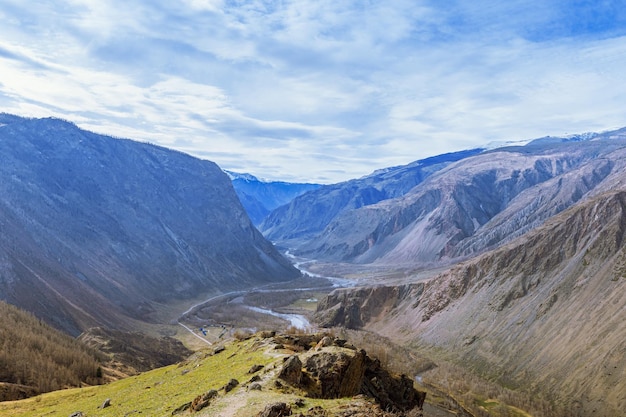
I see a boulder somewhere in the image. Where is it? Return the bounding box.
[278,355,302,385]
[190,389,217,412]
[257,402,292,417]
[248,364,264,374]
[222,379,239,393]
[304,350,367,398]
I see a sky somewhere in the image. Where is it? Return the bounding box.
[1,1,626,183]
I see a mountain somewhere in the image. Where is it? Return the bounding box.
[226,171,320,225]
[273,129,626,267]
[315,189,626,416]
[0,114,299,335]
[260,148,483,248]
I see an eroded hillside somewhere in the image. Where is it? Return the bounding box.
[297,136,626,267]
[316,190,626,417]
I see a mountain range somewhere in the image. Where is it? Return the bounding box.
[263,130,626,268]
[281,131,626,416]
[226,171,320,225]
[2,112,625,416]
[0,114,299,335]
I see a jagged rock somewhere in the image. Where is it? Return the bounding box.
[303,347,425,412]
[249,383,262,391]
[302,405,327,416]
[69,412,85,417]
[314,336,333,350]
[304,350,367,398]
[278,355,302,385]
[249,364,264,374]
[222,378,239,393]
[99,398,111,409]
[190,389,217,412]
[257,402,292,417]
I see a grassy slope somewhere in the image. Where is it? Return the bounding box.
[0,336,360,417]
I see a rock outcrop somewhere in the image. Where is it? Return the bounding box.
[276,336,425,412]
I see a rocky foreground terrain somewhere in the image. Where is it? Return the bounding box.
[0,332,427,417]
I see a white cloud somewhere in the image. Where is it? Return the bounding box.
[1,0,626,183]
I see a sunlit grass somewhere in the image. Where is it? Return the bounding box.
[0,338,274,417]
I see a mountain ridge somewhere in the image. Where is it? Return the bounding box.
[282,132,626,269]
[0,114,299,335]
[226,170,321,225]
[315,189,626,416]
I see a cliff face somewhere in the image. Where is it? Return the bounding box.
[316,190,626,416]
[0,115,299,335]
[260,149,483,248]
[295,135,626,267]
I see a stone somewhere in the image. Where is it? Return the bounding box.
[222,378,239,393]
[248,364,264,374]
[257,402,292,417]
[190,389,218,412]
[314,336,333,350]
[171,402,191,415]
[100,398,111,409]
[304,350,366,398]
[278,355,302,385]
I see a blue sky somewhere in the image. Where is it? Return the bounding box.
[1,1,625,183]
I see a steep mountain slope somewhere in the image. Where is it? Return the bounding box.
[316,190,626,416]
[0,301,103,401]
[226,171,320,225]
[0,114,299,335]
[294,132,626,266]
[260,148,483,248]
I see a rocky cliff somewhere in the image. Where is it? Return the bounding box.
[260,149,482,248]
[316,190,626,416]
[0,114,299,335]
[294,132,626,267]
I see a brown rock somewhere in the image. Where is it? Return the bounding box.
[257,402,292,417]
[190,389,217,412]
[314,336,333,350]
[278,355,302,385]
[304,350,366,398]
[248,364,265,374]
[222,378,239,393]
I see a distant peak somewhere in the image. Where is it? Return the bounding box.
[224,170,261,182]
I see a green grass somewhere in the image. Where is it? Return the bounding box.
[0,335,373,417]
[0,338,274,417]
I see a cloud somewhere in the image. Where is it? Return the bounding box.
[1,0,626,183]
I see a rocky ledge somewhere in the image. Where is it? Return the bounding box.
[273,333,426,414]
